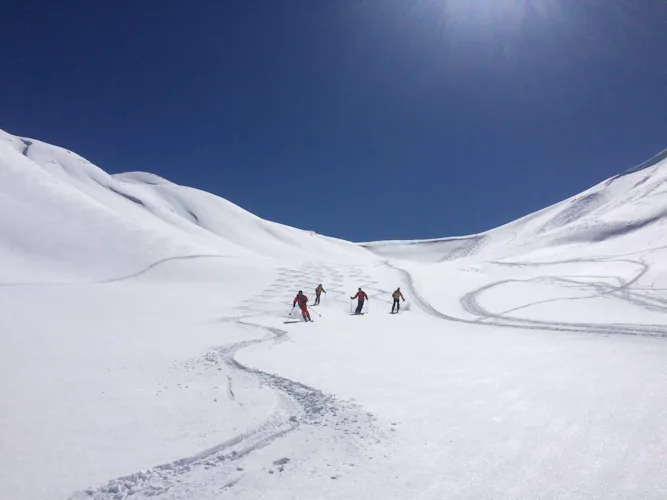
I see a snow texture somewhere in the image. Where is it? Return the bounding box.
[2,129,667,500]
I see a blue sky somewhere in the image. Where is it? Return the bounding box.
[2,1,666,241]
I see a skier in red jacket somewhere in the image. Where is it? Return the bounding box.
[350,288,369,315]
[293,291,312,322]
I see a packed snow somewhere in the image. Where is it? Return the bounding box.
[1,129,667,500]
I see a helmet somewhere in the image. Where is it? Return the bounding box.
[298,290,303,294]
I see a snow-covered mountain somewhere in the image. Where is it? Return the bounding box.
[4,127,667,280]
[0,130,372,284]
[2,130,667,500]
[363,147,667,263]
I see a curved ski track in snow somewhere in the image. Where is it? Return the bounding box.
[0,254,241,287]
[100,254,238,283]
[70,261,378,500]
[389,259,667,338]
[70,321,299,499]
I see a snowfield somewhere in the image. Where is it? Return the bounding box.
[1,129,667,500]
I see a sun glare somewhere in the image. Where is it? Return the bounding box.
[428,0,562,32]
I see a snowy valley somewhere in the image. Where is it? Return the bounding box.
[2,129,667,500]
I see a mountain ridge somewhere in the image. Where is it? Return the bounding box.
[2,128,666,277]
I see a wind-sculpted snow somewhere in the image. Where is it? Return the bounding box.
[612,146,667,179]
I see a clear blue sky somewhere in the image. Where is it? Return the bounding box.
[2,1,666,241]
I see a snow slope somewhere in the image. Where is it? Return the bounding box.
[362,147,667,263]
[0,130,372,284]
[2,129,667,500]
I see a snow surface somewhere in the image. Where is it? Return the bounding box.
[2,129,667,500]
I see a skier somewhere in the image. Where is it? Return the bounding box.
[350,287,369,315]
[314,284,326,305]
[292,290,312,322]
[391,287,405,314]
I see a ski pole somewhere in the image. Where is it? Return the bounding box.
[308,305,321,317]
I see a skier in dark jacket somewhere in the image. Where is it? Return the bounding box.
[391,288,405,314]
[314,284,326,305]
[350,288,368,315]
[293,291,312,322]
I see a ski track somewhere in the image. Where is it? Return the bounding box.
[439,235,487,262]
[0,254,237,287]
[388,258,667,338]
[70,262,380,500]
